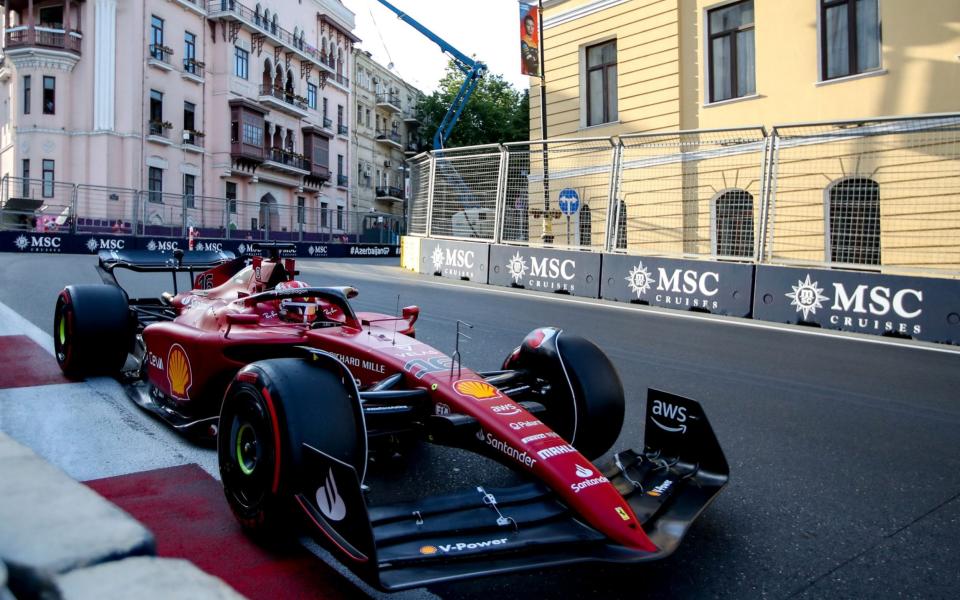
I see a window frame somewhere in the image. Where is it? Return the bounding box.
[819,0,882,82]
[41,160,55,198]
[183,173,196,209]
[42,76,55,115]
[706,0,756,104]
[148,166,163,203]
[824,176,882,266]
[150,15,164,60]
[584,39,618,127]
[711,188,755,259]
[234,46,249,80]
[225,181,237,214]
[23,75,31,115]
[21,159,30,196]
[184,31,197,73]
[297,196,306,225]
[307,82,318,110]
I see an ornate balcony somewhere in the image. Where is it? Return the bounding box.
[258,84,310,118]
[262,147,310,175]
[375,129,403,150]
[376,186,404,201]
[4,25,82,54]
[376,92,401,113]
[337,174,348,188]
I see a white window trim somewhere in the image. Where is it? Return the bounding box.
[578,35,617,131]
[702,0,758,108]
[815,0,883,84]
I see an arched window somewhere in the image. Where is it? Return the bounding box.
[271,14,278,35]
[321,37,327,59]
[255,3,262,26]
[714,189,754,258]
[828,177,881,265]
[579,204,592,247]
[262,9,269,26]
[337,49,343,73]
[262,58,272,89]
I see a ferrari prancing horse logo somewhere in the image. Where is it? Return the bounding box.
[167,343,193,400]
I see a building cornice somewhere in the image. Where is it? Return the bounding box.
[543,0,630,29]
[4,48,79,72]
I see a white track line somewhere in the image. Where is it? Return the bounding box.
[0,298,54,355]
[299,263,960,357]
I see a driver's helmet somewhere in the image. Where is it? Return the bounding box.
[275,280,317,323]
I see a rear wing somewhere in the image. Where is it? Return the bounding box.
[96,248,238,296]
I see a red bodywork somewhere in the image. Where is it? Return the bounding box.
[141,255,656,552]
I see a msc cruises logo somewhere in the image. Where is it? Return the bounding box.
[506,252,527,284]
[625,262,654,296]
[785,274,828,320]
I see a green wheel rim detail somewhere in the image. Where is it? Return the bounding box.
[236,423,257,475]
[58,315,66,346]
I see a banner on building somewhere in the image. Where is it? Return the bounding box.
[519,3,540,77]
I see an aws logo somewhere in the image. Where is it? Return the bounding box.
[650,399,687,433]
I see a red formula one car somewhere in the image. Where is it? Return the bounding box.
[53,243,728,591]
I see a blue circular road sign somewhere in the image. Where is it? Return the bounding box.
[558,188,580,216]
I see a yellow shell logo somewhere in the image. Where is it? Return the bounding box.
[419,545,438,555]
[453,380,499,400]
[167,344,193,400]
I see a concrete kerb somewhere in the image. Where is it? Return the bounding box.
[0,432,155,599]
[54,557,246,600]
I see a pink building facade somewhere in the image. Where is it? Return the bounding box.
[0,0,357,241]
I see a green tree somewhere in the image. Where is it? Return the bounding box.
[418,61,530,148]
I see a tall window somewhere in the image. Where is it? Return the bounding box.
[21,160,30,196]
[184,101,196,133]
[708,0,755,102]
[297,196,305,224]
[336,205,344,230]
[225,181,237,214]
[148,167,163,203]
[337,154,344,177]
[149,90,163,134]
[183,174,196,209]
[22,75,30,115]
[714,190,754,258]
[320,201,329,228]
[337,105,344,127]
[821,0,880,80]
[365,108,371,128]
[585,40,617,126]
[184,32,197,74]
[234,47,249,79]
[828,178,881,265]
[322,97,328,120]
[307,82,317,109]
[150,16,164,60]
[42,160,55,198]
[42,77,55,114]
[357,102,363,124]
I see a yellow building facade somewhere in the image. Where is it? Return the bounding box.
[527,0,960,274]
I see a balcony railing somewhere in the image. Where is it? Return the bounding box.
[258,84,309,111]
[266,147,309,171]
[338,124,348,136]
[149,44,174,64]
[376,92,401,110]
[4,26,82,54]
[337,174,348,187]
[207,0,334,71]
[328,72,350,88]
[402,108,420,123]
[376,186,404,200]
[182,130,205,147]
[148,121,172,137]
[183,57,205,75]
[322,117,333,129]
[376,130,402,145]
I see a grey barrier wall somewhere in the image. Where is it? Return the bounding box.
[488,245,602,298]
[419,238,490,282]
[753,265,960,344]
[0,231,400,258]
[601,254,755,317]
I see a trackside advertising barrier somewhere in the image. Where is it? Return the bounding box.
[419,238,490,281]
[488,245,602,298]
[753,265,960,345]
[601,254,756,318]
[0,231,399,259]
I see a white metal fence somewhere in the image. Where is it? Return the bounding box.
[407,113,960,277]
[0,177,403,244]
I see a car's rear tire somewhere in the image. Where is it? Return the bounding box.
[218,358,366,538]
[54,284,130,378]
[503,328,625,460]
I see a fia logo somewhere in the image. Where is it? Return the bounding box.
[316,468,346,521]
[650,399,688,433]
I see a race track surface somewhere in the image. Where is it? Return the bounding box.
[1,253,958,599]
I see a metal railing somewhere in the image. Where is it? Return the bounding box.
[376,186,404,200]
[0,177,406,242]
[258,84,308,111]
[5,26,82,54]
[406,113,960,277]
[376,130,402,145]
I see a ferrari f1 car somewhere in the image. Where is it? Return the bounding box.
[54,243,729,590]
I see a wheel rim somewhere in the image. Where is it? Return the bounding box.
[221,387,274,512]
[58,316,67,346]
[54,300,72,365]
[235,422,260,475]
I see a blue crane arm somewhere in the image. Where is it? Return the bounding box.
[375,0,487,148]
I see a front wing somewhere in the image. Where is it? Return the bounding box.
[294,390,729,590]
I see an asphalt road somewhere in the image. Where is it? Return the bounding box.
[1,252,959,599]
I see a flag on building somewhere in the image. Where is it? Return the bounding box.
[519,3,540,77]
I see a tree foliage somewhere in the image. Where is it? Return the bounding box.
[418,62,529,148]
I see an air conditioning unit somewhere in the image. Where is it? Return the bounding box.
[384,161,392,168]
